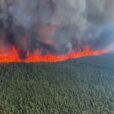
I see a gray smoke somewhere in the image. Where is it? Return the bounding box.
[0,0,114,58]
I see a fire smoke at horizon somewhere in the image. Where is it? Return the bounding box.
[0,0,114,63]
[0,46,111,63]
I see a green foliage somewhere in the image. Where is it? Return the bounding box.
[0,54,114,114]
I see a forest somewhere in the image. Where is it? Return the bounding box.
[0,53,114,114]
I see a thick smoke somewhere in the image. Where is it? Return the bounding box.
[0,0,114,58]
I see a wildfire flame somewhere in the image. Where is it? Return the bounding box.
[0,46,109,63]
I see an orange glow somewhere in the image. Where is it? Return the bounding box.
[0,46,109,63]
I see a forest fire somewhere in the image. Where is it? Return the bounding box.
[0,0,114,63]
[0,46,109,63]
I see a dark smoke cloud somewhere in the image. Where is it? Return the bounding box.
[0,0,114,58]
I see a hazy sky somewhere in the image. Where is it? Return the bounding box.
[0,0,114,56]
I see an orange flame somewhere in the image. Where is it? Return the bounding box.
[0,46,109,63]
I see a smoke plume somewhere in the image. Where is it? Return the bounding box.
[0,0,114,59]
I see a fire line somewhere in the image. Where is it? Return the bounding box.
[0,46,109,63]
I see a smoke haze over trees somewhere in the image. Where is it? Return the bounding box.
[0,0,114,58]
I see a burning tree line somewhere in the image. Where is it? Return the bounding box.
[0,0,114,62]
